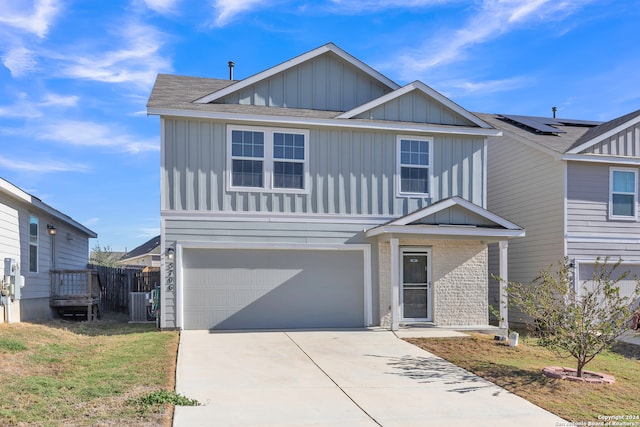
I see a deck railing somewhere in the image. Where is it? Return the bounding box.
[50,269,101,299]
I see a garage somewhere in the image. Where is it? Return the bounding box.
[180,248,366,330]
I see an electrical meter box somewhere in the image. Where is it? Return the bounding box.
[4,258,20,300]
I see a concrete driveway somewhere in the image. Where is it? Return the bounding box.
[174,330,564,427]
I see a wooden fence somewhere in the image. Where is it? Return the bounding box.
[87,265,161,313]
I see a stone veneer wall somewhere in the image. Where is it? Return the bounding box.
[378,239,488,328]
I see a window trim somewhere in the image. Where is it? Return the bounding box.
[609,167,638,221]
[226,125,310,194]
[396,135,433,197]
[29,215,38,273]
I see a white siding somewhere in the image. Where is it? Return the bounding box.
[583,122,640,156]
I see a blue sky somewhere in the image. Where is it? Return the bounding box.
[1,0,639,252]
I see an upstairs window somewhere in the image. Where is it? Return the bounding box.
[231,130,264,188]
[398,136,432,196]
[29,215,38,272]
[610,168,637,220]
[228,126,308,193]
[273,132,305,189]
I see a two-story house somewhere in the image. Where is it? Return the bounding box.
[147,43,524,331]
[482,110,640,325]
[0,177,97,323]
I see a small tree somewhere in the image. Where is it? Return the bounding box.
[506,257,640,377]
[89,242,122,268]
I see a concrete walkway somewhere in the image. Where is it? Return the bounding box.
[174,330,565,427]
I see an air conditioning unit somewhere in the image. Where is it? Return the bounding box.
[129,292,152,322]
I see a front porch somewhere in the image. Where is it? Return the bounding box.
[366,197,524,332]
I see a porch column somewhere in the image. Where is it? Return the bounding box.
[498,240,509,330]
[390,238,400,331]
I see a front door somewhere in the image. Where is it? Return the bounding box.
[401,249,432,321]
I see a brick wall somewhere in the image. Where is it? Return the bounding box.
[378,239,488,327]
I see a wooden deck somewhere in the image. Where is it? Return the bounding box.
[50,269,102,320]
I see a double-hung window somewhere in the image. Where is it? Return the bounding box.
[397,136,432,196]
[610,167,637,220]
[29,215,38,272]
[228,126,308,192]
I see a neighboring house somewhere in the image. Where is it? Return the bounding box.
[0,177,97,323]
[482,110,640,325]
[147,43,524,331]
[119,235,161,268]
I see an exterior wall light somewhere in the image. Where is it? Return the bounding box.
[166,247,175,261]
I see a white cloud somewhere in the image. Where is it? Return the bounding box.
[0,155,89,173]
[445,76,529,96]
[55,21,171,90]
[394,0,591,76]
[138,227,160,238]
[328,0,451,13]
[0,0,61,38]
[143,0,180,14]
[38,119,159,154]
[0,91,79,118]
[40,93,79,107]
[212,0,266,27]
[1,46,37,76]
[83,217,100,226]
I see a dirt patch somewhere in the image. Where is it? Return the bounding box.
[542,366,615,384]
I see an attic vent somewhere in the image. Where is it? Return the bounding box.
[228,61,234,80]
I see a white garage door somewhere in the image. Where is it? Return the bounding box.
[181,248,365,330]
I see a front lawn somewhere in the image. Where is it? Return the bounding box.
[0,313,180,426]
[407,333,640,423]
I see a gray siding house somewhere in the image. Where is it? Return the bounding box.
[0,177,97,323]
[147,43,524,331]
[483,110,640,325]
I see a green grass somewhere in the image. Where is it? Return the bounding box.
[0,313,180,426]
[407,333,640,422]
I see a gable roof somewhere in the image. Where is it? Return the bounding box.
[566,108,640,154]
[337,81,492,129]
[193,43,400,104]
[0,177,97,238]
[121,235,161,261]
[365,196,524,239]
[476,112,596,156]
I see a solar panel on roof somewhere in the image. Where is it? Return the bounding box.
[554,118,603,127]
[501,114,567,134]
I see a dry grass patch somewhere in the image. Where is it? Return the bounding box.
[406,333,640,423]
[0,312,180,426]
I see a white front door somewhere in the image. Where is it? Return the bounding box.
[401,248,432,321]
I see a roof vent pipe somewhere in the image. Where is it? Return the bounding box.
[228,61,234,80]
[552,106,557,118]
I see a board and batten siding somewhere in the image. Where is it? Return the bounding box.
[566,161,640,259]
[582,121,640,157]
[354,91,476,127]
[221,53,392,112]
[486,136,565,324]
[162,118,486,215]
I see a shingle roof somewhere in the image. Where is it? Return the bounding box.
[567,108,640,152]
[147,74,341,120]
[121,235,160,261]
[475,112,594,154]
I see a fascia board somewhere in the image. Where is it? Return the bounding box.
[31,199,98,238]
[566,114,640,154]
[147,107,502,137]
[365,225,525,239]
[338,81,493,130]
[193,43,400,104]
[0,178,31,202]
[390,196,522,230]
[0,177,97,237]
[561,153,640,165]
